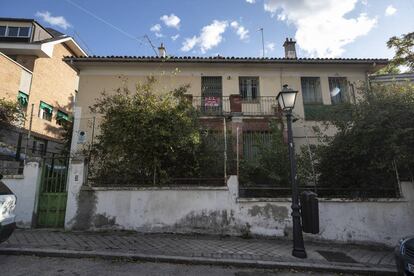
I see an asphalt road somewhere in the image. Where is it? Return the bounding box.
[0,255,362,276]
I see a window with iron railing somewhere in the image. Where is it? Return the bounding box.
[239,77,259,101]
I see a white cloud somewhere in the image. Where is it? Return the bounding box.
[263,0,377,57]
[265,42,275,52]
[160,14,181,29]
[171,34,180,41]
[230,21,249,40]
[181,20,228,53]
[181,36,199,52]
[150,24,161,32]
[385,5,397,16]
[150,24,163,38]
[35,11,71,30]
[246,0,256,3]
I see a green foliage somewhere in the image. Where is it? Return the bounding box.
[386,32,414,72]
[296,145,318,186]
[0,98,24,126]
[303,104,352,122]
[239,120,289,186]
[89,77,224,185]
[302,83,414,189]
[59,119,73,156]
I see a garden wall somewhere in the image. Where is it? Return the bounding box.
[65,159,414,246]
[2,161,42,228]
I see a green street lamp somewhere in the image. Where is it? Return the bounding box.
[277,84,307,259]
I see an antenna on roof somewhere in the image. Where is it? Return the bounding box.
[144,35,158,56]
[258,27,265,58]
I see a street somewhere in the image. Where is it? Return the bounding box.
[0,255,362,276]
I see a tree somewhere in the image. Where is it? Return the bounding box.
[377,32,414,74]
[0,98,24,126]
[88,77,207,185]
[307,83,414,193]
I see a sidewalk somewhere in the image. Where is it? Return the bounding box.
[0,229,396,274]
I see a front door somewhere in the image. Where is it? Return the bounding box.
[37,157,69,228]
[201,76,223,115]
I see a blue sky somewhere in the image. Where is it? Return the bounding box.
[1,0,413,58]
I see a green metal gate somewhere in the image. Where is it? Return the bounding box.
[37,157,69,228]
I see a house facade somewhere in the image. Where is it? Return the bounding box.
[65,41,386,157]
[0,18,86,160]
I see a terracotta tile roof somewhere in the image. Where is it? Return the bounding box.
[64,55,388,65]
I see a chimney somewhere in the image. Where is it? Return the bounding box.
[283,38,297,59]
[158,43,166,58]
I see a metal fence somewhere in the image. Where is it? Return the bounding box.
[190,96,279,117]
[239,186,400,199]
[240,97,278,116]
[86,118,235,187]
[0,160,24,175]
[237,126,404,199]
[191,96,230,116]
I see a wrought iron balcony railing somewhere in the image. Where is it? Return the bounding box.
[190,95,279,117]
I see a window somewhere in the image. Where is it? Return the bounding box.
[39,101,53,121]
[239,77,259,101]
[0,26,32,38]
[0,26,6,36]
[17,91,29,109]
[243,131,272,160]
[7,27,19,37]
[301,77,322,104]
[329,77,348,104]
[56,110,70,125]
[18,27,30,37]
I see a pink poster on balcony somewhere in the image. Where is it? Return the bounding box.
[204,97,221,107]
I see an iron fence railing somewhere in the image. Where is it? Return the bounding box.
[190,96,279,116]
[191,96,230,116]
[0,160,24,175]
[88,177,226,187]
[240,96,279,116]
[238,186,400,199]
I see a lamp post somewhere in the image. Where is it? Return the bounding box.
[277,84,307,259]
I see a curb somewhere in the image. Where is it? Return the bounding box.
[0,247,396,275]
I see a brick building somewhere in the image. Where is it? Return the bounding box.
[0,18,87,161]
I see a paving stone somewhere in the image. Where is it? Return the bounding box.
[0,229,396,271]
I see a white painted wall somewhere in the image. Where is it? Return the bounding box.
[2,162,41,228]
[65,160,414,246]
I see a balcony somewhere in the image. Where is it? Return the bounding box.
[190,95,279,117]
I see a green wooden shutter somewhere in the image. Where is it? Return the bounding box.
[17,91,29,107]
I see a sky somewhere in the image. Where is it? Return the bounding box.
[1,0,413,58]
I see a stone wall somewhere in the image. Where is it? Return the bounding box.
[65,160,414,246]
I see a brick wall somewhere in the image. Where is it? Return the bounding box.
[27,43,78,140]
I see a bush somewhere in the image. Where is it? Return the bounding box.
[304,83,414,190]
[239,120,289,186]
[88,77,226,185]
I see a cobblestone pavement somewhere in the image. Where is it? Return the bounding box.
[0,229,396,273]
[0,255,363,276]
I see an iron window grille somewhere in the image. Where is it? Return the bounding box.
[239,77,260,101]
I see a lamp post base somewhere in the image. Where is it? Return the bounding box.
[292,248,307,259]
